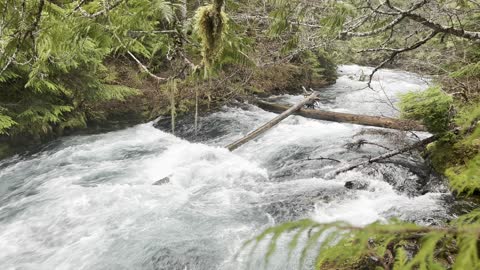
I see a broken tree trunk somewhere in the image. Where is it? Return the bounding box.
[256,101,427,131]
[329,135,438,178]
[226,92,320,151]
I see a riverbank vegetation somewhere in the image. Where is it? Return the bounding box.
[0,0,337,157]
[1,0,480,269]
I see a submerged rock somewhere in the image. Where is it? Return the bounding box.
[344,180,369,190]
[153,177,170,186]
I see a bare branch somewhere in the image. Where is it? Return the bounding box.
[340,15,406,38]
[405,12,480,41]
[330,135,438,178]
[385,0,480,41]
[367,31,438,87]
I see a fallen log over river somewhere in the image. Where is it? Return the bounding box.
[227,92,319,151]
[256,101,427,132]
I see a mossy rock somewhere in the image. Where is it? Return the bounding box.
[428,125,480,195]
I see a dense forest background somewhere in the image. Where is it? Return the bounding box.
[1,0,479,269]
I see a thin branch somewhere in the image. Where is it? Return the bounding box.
[78,0,124,18]
[305,156,342,163]
[329,135,437,178]
[405,12,480,41]
[340,14,406,38]
[385,0,480,41]
[105,3,166,82]
[367,31,438,87]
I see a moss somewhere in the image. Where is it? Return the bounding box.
[194,4,228,70]
[428,125,480,194]
[454,102,480,130]
[446,154,480,195]
[399,86,453,134]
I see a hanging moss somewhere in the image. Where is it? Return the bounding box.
[193,2,228,71]
[168,79,177,134]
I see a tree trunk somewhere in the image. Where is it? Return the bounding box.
[256,101,427,131]
[226,92,320,151]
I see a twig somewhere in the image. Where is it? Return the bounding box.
[367,31,438,88]
[306,157,341,163]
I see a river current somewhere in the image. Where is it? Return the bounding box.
[0,66,462,269]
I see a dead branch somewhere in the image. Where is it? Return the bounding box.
[367,31,438,87]
[384,0,480,41]
[329,135,437,178]
[345,139,393,151]
[306,157,342,163]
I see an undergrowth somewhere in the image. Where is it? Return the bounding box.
[245,216,480,270]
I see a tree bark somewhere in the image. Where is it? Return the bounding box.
[226,92,320,151]
[256,101,427,131]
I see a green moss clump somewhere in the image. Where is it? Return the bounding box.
[446,153,480,195]
[194,4,228,70]
[399,86,480,194]
[399,86,453,134]
[427,139,479,194]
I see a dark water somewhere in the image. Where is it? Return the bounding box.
[0,66,464,269]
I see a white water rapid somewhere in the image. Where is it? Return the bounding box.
[0,66,460,270]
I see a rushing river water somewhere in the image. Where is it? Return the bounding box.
[0,66,464,269]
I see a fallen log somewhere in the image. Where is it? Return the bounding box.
[329,135,438,178]
[256,101,427,131]
[226,92,320,151]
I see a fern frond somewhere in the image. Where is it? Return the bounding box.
[0,114,17,135]
[248,219,480,269]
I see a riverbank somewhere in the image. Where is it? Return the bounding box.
[0,51,337,160]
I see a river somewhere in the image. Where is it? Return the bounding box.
[0,66,462,269]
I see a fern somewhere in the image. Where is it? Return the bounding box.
[94,85,140,102]
[248,219,480,270]
[0,0,176,139]
[0,114,17,135]
[446,154,480,195]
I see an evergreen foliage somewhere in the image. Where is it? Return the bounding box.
[0,0,175,139]
[247,217,480,270]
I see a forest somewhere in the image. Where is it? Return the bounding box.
[0,0,479,269]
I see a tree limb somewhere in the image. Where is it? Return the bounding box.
[367,31,438,87]
[385,0,480,41]
[329,135,438,178]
